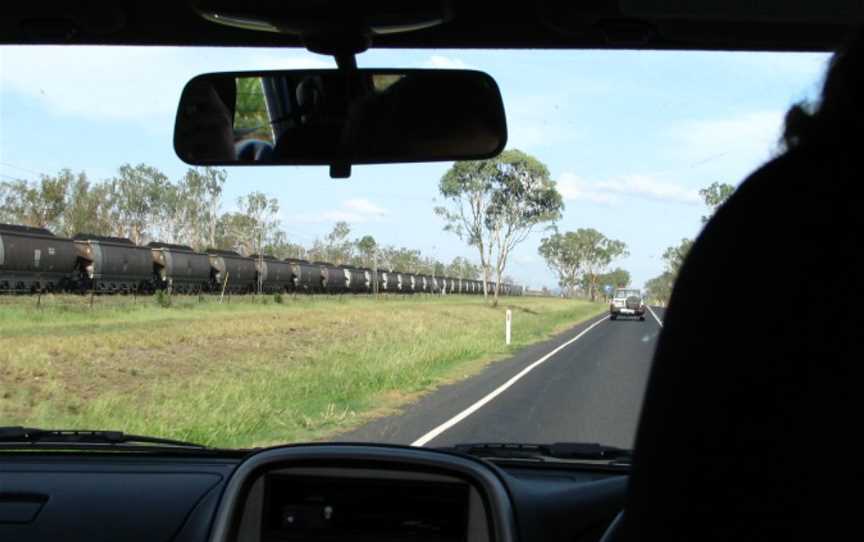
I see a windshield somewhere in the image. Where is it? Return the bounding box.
[0,46,827,450]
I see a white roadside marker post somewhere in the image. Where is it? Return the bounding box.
[505,309,512,345]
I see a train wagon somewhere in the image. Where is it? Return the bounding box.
[0,223,77,292]
[375,270,390,292]
[149,242,211,293]
[415,274,429,293]
[252,255,296,293]
[341,265,371,293]
[315,261,349,294]
[442,277,454,294]
[74,234,154,293]
[380,270,403,292]
[401,272,417,293]
[207,249,257,293]
[286,258,325,293]
[429,276,441,293]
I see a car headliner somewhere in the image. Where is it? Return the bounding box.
[2,1,860,52]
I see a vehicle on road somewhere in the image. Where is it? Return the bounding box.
[610,288,646,321]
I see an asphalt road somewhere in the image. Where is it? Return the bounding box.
[337,306,666,449]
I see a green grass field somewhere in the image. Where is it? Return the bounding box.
[0,294,603,448]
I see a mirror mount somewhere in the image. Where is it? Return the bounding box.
[192,2,459,178]
[304,35,365,178]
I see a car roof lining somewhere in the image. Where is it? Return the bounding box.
[1,1,859,52]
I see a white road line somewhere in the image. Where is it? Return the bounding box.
[411,314,611,447]
[647,305,664,327]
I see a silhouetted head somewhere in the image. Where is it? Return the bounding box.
[783,30,864,150]
[176,77,237,162]
[343,72,504,160]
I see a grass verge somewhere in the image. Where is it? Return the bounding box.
[0,294,604,448]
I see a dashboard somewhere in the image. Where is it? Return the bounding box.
[0,444,627,542]
[240,468,486,542]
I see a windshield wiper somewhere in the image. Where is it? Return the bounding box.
[441,442,632,463]
[0,426,207,449]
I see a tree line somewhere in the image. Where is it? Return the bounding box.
[435,149,631,305]
[0,164,485,279]
[3,147,636,303]
[537,228,630,300]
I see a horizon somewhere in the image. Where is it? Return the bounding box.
[0,46,829,290]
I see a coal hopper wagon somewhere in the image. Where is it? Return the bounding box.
[341,265,371,294]
[316,261,349,294]
[252,255,297,293]
[149,242,211,293]
[0,223,77,292]
[286,258,325,293]
[74,234,154,293]
[207,249,257,293]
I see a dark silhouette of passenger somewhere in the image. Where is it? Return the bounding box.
[175,77,237,162]
[342,72,505,160]
[621,31,864,542]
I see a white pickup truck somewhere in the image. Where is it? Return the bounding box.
[609,288,646,321]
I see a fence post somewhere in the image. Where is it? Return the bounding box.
[505,309,512,345]
[36,292,42,309]
[219,272,230,304]
[89,288,95,310]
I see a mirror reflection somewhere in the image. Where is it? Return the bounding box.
[174,69,507,166]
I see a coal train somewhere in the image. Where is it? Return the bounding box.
[0,223,523,296]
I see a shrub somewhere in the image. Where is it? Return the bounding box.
[154,290,172,308]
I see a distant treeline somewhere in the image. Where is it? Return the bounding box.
[0,164,488,280]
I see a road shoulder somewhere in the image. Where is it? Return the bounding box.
[332,311,611,445]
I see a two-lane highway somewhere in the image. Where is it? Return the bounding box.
[338,307,665,449]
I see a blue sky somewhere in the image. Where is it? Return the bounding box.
[0,46,829,289]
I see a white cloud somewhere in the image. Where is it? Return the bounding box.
[676,110,785,153]
[512,254,538,265]
[595,175,701,204]
[248,54,334,70]
[0,47,185,122]
[342,198,388,216]
[558,172,700,206]
[503,94,585,151]
[725,52,829,81]
[668,110,786,170]
[0,46,334,126]
[422,55,473,70]
[558,174,618,205]
[290,198,389,224]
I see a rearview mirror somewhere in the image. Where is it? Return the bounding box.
[174,69,507,176]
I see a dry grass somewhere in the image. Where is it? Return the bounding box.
[0,294,603,448]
